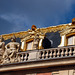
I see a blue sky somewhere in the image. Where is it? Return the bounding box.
[0,0,75,35]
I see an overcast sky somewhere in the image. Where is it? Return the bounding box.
[0,0,75,35]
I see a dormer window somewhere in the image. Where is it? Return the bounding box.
[21,25,45,51]
[25,39,34,50]
[67,35,75,45]
[26,40,33,50]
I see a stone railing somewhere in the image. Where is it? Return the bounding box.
[17,52,29,62]
[17,46,75,62]
[17,50,39,62]
[39,46,75,59]
[1,46,75,72]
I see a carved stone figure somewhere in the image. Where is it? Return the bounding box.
[2,35,20,64]
[33,34,40,50]
[0,35,5,63]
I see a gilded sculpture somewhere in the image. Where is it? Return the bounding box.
[1,24,69,40]
[21,25,45,51]
[33,34,40,50]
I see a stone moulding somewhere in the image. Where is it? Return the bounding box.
[0,55,75,72]
[0,45,75,71]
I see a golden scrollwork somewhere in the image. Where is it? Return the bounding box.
[60,24,75,36]
[0,24,69,40]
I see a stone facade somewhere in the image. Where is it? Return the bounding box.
[0,19,75,75]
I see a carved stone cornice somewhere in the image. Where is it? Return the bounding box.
[0,24,69,40]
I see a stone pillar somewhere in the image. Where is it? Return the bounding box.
[58,35,66,47]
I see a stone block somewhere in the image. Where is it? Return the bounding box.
[28,51,39,61]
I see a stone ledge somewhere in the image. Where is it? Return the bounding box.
[0,56,75,72]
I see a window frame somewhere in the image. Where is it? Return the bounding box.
[66,33,75,46]
[25,39,34,51]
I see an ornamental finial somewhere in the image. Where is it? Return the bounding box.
[31,25,37,31]
[72,18,75,25]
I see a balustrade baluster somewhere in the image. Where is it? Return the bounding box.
[65,48,68,56]
[69,48,72,56]
[57,49,60,57]
[48,50,51,58]
[73,47,75,56]
[61,49,64,57]
[20,54,24,62]
[45,51,47,58]
[53,49,56,57]
[26,53,29,61]
[46,50,49,58]
[23,54,26,61]
[39,51,42,59]
[42,51,45,59]
[72,47,74,56]
[41,51,43,59]
[24,53,27,61]
[50,50,52,58]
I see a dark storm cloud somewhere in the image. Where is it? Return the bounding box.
[0,0,75,35]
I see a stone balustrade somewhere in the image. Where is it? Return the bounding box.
[1,45,75,72]
[17,52,29,62]
[17,46,75,62]
[39,46,75,59]
[17,50,39,62]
